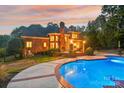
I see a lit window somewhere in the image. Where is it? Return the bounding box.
[43,42,47,47]
[56,43,59,48]
[50,36,54,41]
[56,36,58,41]
[74,43,80,48]
[72,34,77,39]
[50,43,54,49]
[74,43,77,47]
[26,41,32,48]
[70,40,73,44]
[65,36,67,42]
[77,43,80,48]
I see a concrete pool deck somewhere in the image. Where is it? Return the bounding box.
[7,58,74,88]
[7,56,108,88]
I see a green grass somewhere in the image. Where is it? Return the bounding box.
[6,55,61,73]
[30,55,61,63]
[7,56,61,73]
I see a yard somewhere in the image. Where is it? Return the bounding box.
[0,49,123,88]
[0,55,62,87]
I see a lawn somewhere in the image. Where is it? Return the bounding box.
[0,55,62,87]
[30,55,61,63]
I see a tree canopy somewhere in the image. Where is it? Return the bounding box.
[6,37,24,58]
[85,5,124,49]
[0,35,10,48]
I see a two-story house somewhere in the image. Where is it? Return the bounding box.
[22,22,85,57]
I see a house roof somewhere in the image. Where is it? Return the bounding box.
[21,36,49,39]
[48,33,61,35]
[67,31,81,34]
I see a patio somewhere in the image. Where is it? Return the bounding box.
[7,58,72,88]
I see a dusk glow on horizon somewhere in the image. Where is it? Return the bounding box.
[0,5,102,35]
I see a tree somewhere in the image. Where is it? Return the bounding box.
[0,35,10,48]
[69,25,76,31]
[11,22,60,37]
[76,26,85,32]
[85,5,124,50]
[0,48,6,62]
[102,5,118,17]
[7,37,24,58]
[85,21,100,49]
[102,5,124,48]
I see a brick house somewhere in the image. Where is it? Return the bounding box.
[22,22,85,57]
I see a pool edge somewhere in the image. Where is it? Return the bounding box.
[55,60,75,88]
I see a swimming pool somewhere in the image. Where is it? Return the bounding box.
[59,56,124,88]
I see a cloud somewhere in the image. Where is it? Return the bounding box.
[0,5,102,34]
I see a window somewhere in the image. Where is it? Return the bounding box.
[76,43,80,48]
[72,34,77,39]
[26,41,32,48]
[56,36,59,41]
[74,43,77,47]
[56,43,59,48]
[74,43,79,48]
[43,42,47,47]
[50,43,54,49]
[65,36,67,42]
[50,36,54,41]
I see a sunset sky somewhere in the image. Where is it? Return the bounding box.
[0,5,102,35]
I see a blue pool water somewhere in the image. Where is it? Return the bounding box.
[59,56,124,88]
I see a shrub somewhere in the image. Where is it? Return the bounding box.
[48,49,60,56]
[0,48,6,58]
[40,49,60,57]
[68,50,76,58]
[0,48,6,62]
[84,47,94,56]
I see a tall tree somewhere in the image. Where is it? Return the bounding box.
[0,35,10,48]
[86,21,100,49]
[102,5,124,48]
[85,5,124,49]
[7,37,24,58]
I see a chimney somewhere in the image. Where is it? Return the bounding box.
[59,21,65,34]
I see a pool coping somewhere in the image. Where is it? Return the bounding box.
[55,60,74,88]
[55,56,108,88]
